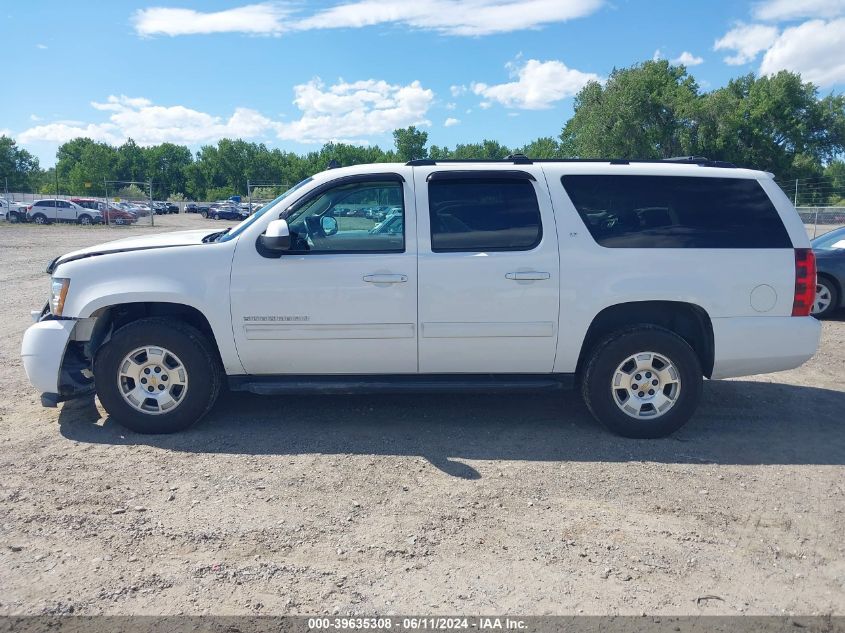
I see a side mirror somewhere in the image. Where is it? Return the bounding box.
[259,219,291,251]
[321,215,338,236]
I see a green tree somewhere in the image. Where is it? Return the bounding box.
[0,136,40,192]
[393,126,429,161]
[145,143,193,198]
[55,138,117,195]
[561,59,700,159]
[517,137,565,158]
[116,138,147,183]
[695,72,845,184]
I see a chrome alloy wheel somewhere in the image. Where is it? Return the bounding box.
[117,346,188,415]
[812,282,832,316]
[611,351,681,419]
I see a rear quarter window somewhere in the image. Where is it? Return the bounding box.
[561,175,791,248]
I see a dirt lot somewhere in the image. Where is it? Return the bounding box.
[0,215,843,616]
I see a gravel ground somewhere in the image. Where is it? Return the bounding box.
[0,215,843,616]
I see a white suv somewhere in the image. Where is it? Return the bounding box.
[20,157,821,438]
[28,199,103,225]
[0,197,27,222]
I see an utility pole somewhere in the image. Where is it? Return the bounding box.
[794,178,798,206]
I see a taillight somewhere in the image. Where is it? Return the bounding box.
[792,248,816,316]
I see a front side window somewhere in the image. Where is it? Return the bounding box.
[561,175,791,248]
[284,180,405,253]
[428,178,542,252]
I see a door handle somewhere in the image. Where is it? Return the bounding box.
[505,271,550,281]
[363,273,408,283]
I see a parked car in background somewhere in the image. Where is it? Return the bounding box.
[185,202,199,213]
[101,205,138,225]
[27,199,102,225]
[0,197,28,223]
[166,202,179,213]
[209,204,248,221]
[811,226,845,317]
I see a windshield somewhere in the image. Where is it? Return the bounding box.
[217,177,313,242]
[812,227,845,250]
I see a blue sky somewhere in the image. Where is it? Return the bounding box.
[4,0,845,166]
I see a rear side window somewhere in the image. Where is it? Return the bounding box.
[429,178,542,252]
[561,175,791,248]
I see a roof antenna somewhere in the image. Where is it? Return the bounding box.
[327,159,340,170]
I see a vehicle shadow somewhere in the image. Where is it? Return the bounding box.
[58,379,845,478]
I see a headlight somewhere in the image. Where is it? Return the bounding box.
[50,278,70,316]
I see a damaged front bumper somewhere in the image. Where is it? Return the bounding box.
[21,308,96,407]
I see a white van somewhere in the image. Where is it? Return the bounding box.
[21,157,820,438]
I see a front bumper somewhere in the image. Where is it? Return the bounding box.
[21,316,95,406]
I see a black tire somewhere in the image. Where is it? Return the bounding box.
[78,214,93,225]
[8,210,20,223]
[813,276,839,318]
[32,213,49,225]
[580,325,703,439]
[94,318,222,434]
[200,210,208,218]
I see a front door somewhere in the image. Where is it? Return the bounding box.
[414,166,561,373]
[230,171,418,375]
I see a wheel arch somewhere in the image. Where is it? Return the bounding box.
[89,301,223,365]
[577,300,715,378]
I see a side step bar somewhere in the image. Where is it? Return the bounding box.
[228,373,575,396]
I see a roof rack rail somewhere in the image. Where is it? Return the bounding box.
[405,157,737,168]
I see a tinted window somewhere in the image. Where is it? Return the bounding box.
[285,180,404,253]
[561,175,791,248]
[429,179,542,252]
[37,200,55,208]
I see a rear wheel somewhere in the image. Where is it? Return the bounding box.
[78,214,93,225]
[94,318,222,434]
[812,277,839,318]
[581,325,703,438]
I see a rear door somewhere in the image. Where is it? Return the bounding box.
[57,200,76,222]
[414,166,561,373]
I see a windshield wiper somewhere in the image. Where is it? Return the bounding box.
[202,228,231,243]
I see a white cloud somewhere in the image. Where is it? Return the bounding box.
[275,78,434,143]
[29,114,42,122]
[752,0,845,21]
[471,59,600,110]
[132,3,294,37]
[444,117,460,127]
[445,102,456,110]
[652,48,663,61]
[133,0,604,37]
[0,128,12,137]
[36,43,47,49]
[759,18,845,86]
[18,78,434,147]
[450,84,467,97]
[671,51,704,66]
[714,22,779,64]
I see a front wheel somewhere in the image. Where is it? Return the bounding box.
[580,325,703,439]
[812,277,839,318]
[200,210,208,218]
[32,213,49,225]
[94,318,222,434]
